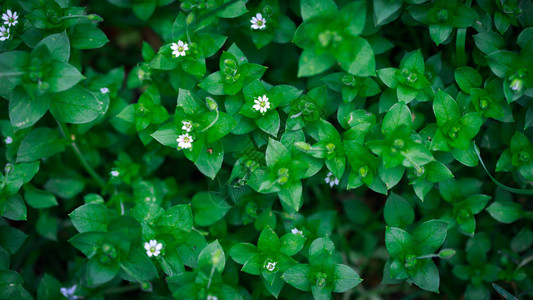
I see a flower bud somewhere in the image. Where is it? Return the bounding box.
[87,14,104,22]
[294,142,311,152]
[438,249,456,259]
[4,163,14,174]
[206,97,218,111]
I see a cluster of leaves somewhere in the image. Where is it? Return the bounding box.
[1,0,533,299]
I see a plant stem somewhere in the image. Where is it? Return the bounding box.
[57,121,106,189]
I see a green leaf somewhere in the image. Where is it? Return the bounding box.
[70,24,109,49]
[411,260,440,293]
[282,264,311,291]
[385,227,416,258]
[382,102,412,136]
[486,201,523,223]
[298,48,336,77]
[47,62,85,93]
[258,227,281,251]
[429,24,452,46]
[198,240,225,273]
[8,87,49,129]
[24,186,58,209]
[49,86,106,124]
[119,249,158,282]
[0,226,27,254]
[69,204,116,233]
[266,138,291,166]
[216,0,248,18]
[455,66,482,93]
[384,193,415,228]
[412,220,448,254]
[16,127,66,163]
[86,256,119,286]
[301,0,337,20]
[191,192,231,227]
[279,233,306,257]
[0,270,24,299]
[255,110,280,136]
[433,90,460,126]
[229,243,259,265]
[333,264,363,292]
[335,36,375,76]
[194,141,224,179]
[157,204,193,232]
[36,31,70,62]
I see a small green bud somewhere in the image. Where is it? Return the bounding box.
[404,254,418,270]
[186,12,195,25]
[140,281,152,292]
[358,165,369,178]
[479,97,490,110]
[224,58,237,69]
[415,166,425,177]
[87,14,104,22]
[447,127,459,139]
[341,74,356,87]
[315,272,327,287]
[263,5,273,15]
[326,143,336,154]
[438,249,456,259]
[437,9,449,22]
[4,163,14,174]
[393,139,405,149]
[519,151,530,162]
[458,208,471,220]
[294,141,311,152]
[206,97,218,111]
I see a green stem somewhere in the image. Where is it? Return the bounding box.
[201,109,219,132]
[57,121,106,189]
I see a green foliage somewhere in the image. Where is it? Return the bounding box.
[0,0,533,299]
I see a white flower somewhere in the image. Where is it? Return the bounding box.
[291,228,303,236]
[171,40,188,57]
[60,284,80,300]
[144,239,163,257]
[324,172,339,187]
[110,169,120,177]
[100,87,109,94]
[250,13,266,30]
[207,296,218,300]
[252,95,270,114]
[2,10,18,27]
[182,121,193,132]
[177,133,193,150]
[4,136,13,144]
[0,26,10,41]
[265,261,277,272]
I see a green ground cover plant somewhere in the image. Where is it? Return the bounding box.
[0,0,533,299]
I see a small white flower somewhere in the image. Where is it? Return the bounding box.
[60,284,80,300]
[250,13,266,30]
[291,228,303,236]
[252,95,270,114]
[266,261,277,272]
[144,239,163,257]
[171,40,188,57]
[100,87,109,94]
[2,10,18,27]
[0,26,10,41]
[324,172,339,187]
[177,133,193,150]
[207,296,218,300]
[4,136,13,144]
[182,121,193,132]
[110,169,120,177]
